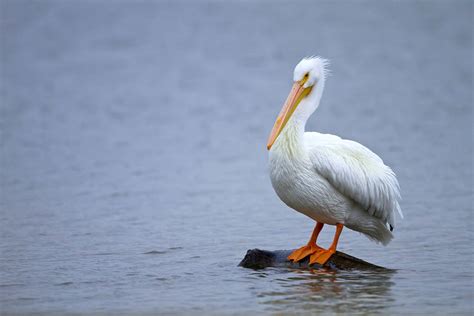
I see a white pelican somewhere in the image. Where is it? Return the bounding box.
[267,57,403,265]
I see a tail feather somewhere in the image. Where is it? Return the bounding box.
[346,210,394,246]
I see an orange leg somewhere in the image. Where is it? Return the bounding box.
[309,223,344,265]
[288,222,324,262]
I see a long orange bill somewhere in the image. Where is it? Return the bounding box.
[266,80,312,150]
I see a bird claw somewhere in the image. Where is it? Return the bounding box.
[287,244,322,262]
[309,248,336,266]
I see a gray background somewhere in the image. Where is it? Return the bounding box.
[1,0,472,314]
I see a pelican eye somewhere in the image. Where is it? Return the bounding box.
[300,73,310,85]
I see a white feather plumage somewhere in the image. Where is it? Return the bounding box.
[269,57,402,245]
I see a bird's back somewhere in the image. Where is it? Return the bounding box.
[304,132,403,244]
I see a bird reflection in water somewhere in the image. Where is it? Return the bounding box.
[253,268,395,313]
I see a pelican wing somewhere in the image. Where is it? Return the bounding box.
[305,133,403,228]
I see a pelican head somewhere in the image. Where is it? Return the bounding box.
[267,56,328,150]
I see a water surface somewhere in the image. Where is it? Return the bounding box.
[1,0,472,314]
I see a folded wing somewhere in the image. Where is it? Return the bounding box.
[305,133,403,229]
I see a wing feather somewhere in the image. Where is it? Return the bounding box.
[305,133,403,228]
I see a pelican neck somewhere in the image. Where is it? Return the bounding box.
[272,116,306,157]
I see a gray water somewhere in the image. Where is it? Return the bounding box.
[1,0,473,314]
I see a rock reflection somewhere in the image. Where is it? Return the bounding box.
[257,268,395,313]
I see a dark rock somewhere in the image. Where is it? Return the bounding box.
[239,249,391,271]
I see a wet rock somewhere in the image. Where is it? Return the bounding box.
[239,249,391,271]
